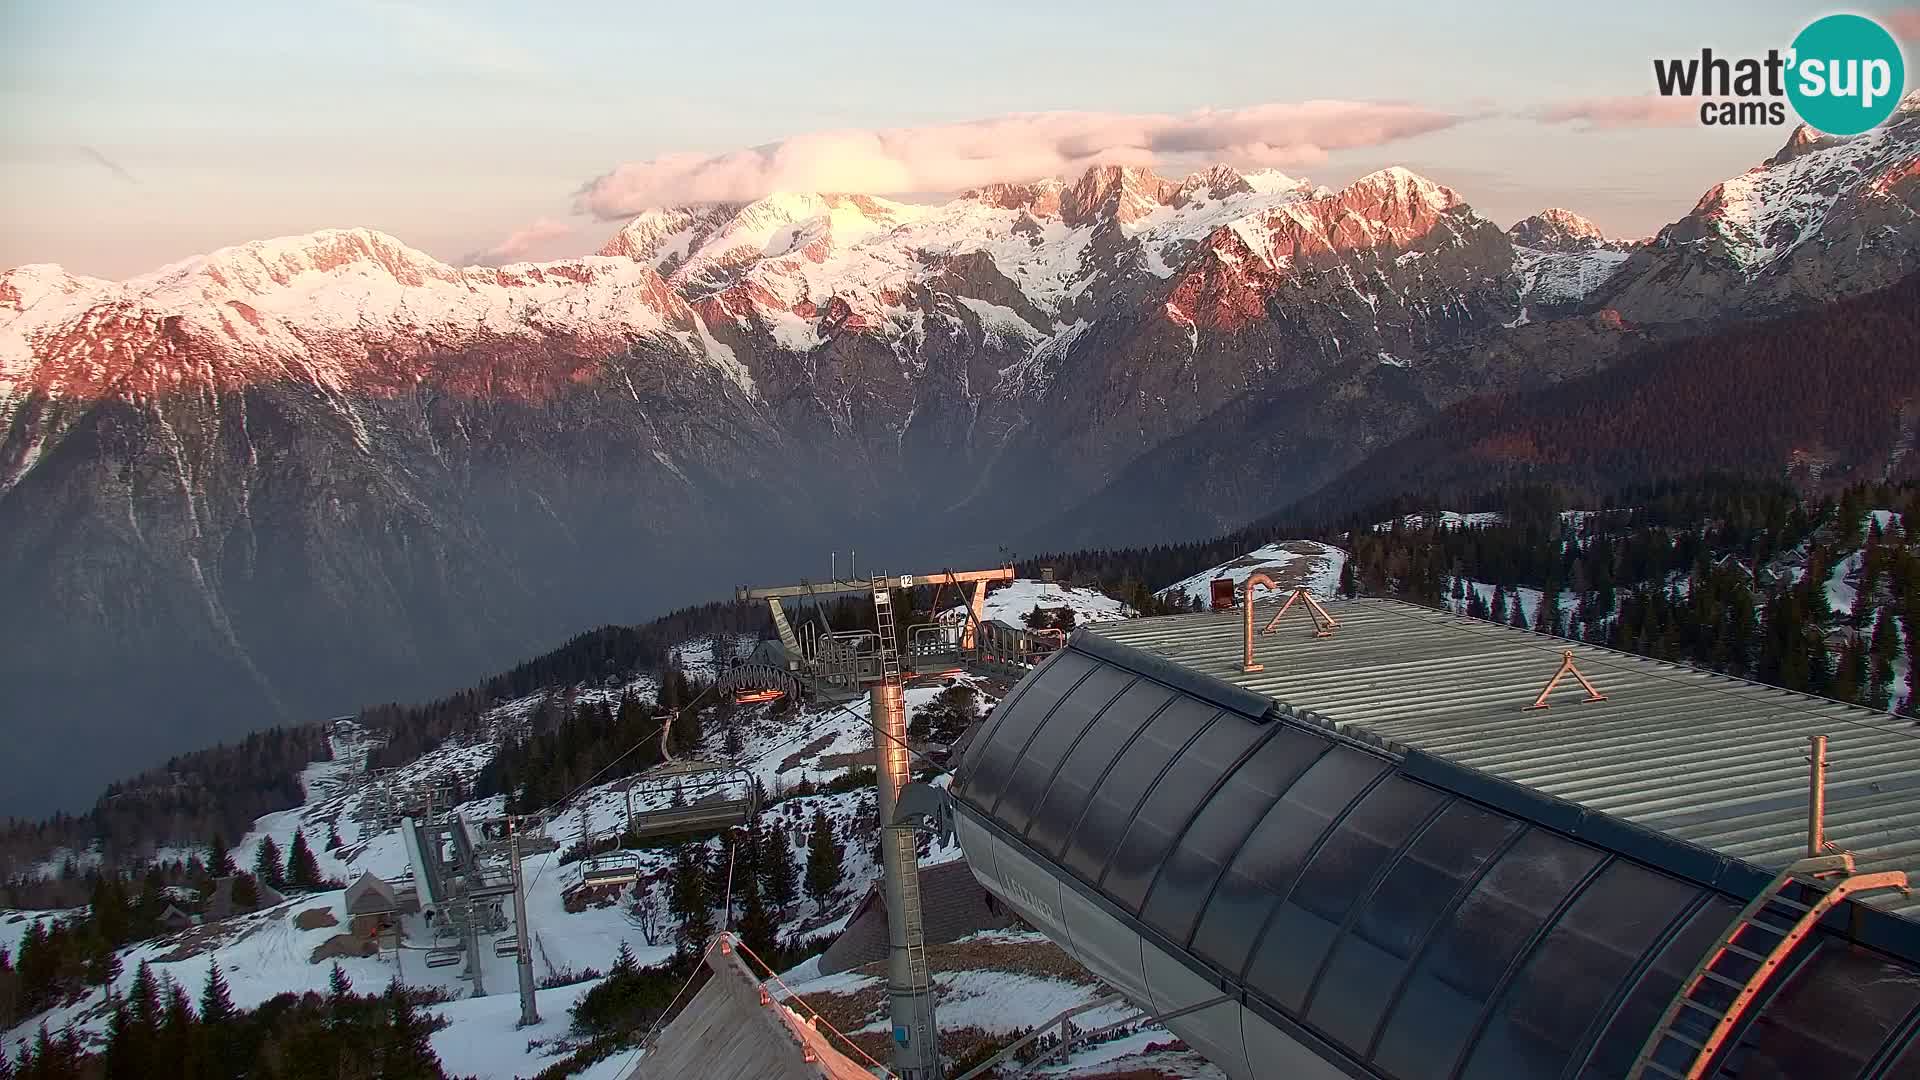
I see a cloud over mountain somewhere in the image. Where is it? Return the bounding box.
[1530,96,1701,130]
[572,101,1463,218]
[464,217,579,266]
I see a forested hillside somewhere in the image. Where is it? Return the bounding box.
[1037,476,1920,718]
[1273,272,1920,525]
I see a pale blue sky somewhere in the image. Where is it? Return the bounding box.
[2,1,1909,276]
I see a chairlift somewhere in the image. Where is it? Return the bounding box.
[578,850,643,889]
[424,947,463,970]
[905,622,966,677]
[625,759,759,840]
[734,687,785,704]
[493,934,520,958]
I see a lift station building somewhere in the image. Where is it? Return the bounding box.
[951,598,1920,1080]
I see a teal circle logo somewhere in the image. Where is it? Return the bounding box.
[1787,14,1906,136]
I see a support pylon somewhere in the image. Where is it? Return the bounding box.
[873,679,940,1078]
[509,818,540,1026]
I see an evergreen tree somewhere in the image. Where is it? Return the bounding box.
[737,884,778,961]
[102,1004,132,1079]
[325,823,345,851]
[253,837,285,890]
[761,823,798,911]
[157,981,195,1080]
[207,833,236,880]
[128,962,161,1033]
[668,842,712,957]
[1337,559,1358,599]
[378,981,443,1080]
[1834,635,1868,704]
[199,961,233,1025]
[286,829,323,889]
[803,807,844,905]
[90,875,130,947]
[326,962,355,1035]
[230,873,260,913]
[1869,608,1899,710]
[328,962,353,1001]
[1509,594,1530,630]
[1491,585,1509,625]
[611,942,638,978]
[1534,580,1563,636]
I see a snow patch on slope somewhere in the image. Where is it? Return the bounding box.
[1158,541,1348,606]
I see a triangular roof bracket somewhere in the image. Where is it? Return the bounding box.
[1260,586,1340,639]
[1527,648,1607,710]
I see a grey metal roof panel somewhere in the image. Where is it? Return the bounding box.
[1088,598,1920,918]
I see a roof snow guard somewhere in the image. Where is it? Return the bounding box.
[949,619,1920,1080]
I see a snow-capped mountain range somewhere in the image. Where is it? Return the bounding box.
[2,100,1916,814]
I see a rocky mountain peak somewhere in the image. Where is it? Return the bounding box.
[1060,163,1179,226]
[596,205,742,270]
[1175,164,1253,205]
[175,228,466,295]
[961,178,1066,217]
[1348,167,1457,205]
[1765,124,1845,167]
[1508,208,1612,252]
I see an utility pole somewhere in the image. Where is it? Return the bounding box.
[509,816,541,1026]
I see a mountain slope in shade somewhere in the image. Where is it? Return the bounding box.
[5,124,1920,814]
[1265,270,1920,525]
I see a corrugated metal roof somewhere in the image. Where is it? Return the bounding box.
[1088,598,1920,918]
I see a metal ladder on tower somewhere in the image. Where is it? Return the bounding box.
[1627,852,1910,1080]
[896,833,931,993]
[871,574,902,685]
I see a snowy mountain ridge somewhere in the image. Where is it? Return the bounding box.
[5,124,1919,814]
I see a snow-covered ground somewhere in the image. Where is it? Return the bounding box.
[0,908,81,958]
[1444,580,1579,633]
[773,927,1228,1078]
[1,581,1239,1077]
[1370,508,1615,533]
[0,659,995,1074]
[1158,540,1347,607]
[941,578,1134,626]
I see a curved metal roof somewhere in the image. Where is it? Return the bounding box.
[951,631,1920,1080]
[1088,599,1920,920]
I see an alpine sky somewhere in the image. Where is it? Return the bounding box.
[3,0,1916,276]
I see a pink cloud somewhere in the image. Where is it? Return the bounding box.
[1529,96,1702,131]
[572,101,1464,219]
[466,217,577,266]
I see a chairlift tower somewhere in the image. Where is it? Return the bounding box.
[737,563,1015,1080]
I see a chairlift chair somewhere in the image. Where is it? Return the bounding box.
[578,850,643,889]
[905,621,966,678]
[624,759,759,840]
[493,934,520,958]
[424,947,463,970]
